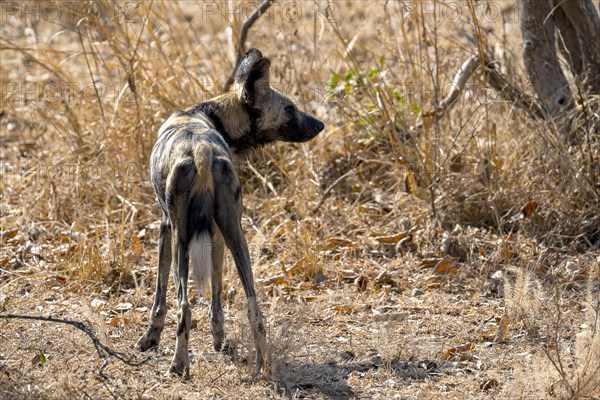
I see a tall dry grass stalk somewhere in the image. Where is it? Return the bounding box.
[503,264,600,399]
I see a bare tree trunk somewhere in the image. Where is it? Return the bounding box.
[553,6,583,80]
[520,0,573,114]
[426,1,599,138]
[554,0,600,94]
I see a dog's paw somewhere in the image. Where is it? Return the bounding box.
[254,352,265,375]
[136,334,159,352]
[168,360,189,379]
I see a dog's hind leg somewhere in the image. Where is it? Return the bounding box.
[165,159,197,377]
[137,212,172,351]
[209,229,226,351]
[169,219,192,377]
[212,158,267,373]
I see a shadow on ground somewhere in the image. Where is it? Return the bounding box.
[273,353,447,399]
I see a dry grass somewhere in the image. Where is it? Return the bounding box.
[1,1,599,398]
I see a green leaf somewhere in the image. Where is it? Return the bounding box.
[38,353,46,365]
[391,88,405,104]
[327,74,340,93]
[410,102,422,115]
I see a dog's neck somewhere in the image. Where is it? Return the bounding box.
[184,92,266,154]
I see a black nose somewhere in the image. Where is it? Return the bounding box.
[315,121,325,133]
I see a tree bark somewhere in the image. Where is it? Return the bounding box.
[553,6,583,80]
[554,0,600,94]
[520,0,573,114]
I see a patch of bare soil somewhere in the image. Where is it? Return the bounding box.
[1,228,595,398]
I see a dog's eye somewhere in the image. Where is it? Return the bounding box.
[285,105,295,114]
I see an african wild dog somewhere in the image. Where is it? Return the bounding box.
[136,49,324,376]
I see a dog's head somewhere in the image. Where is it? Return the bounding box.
[234,49,324,143]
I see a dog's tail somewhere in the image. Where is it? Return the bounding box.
[187,146,215,297]
[189,231,211,296]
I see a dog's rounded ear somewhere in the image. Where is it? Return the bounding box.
[235,48,271,106]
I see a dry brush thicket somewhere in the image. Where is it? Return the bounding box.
[1,1,599,399]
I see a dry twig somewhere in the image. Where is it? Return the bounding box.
[222,0,274,92]
[312,170,355,214]
[413,51,544,132]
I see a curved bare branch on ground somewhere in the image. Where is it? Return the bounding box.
[1,314,150,378]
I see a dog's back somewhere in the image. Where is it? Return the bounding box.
[151,110,233,294]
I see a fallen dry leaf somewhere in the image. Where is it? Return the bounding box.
[432,259,459,276]
[420,258,443,269]
[43,275,67,286]
[374,271,397,287]
[332,306,354,314]
[494,315,510,342]
[405,171,418,194]
[424,259,461,289]
[324,237,355,250]
[58,234,70,244]
[443,342,475,360]
[106,317,131,327]
[340,269,358,281]
[286,258,307,276]
[55,243,77,256]
[1,229,19,244]
[91,299,107,308]
[355,274,368,291]
[114,302,133,311]
[425,282,442,290]
[480,378,500,391]
[299,281,316,290]
[521,201,539,218]
[373,231,410,243]
[132,235,142,257]
[262,274,287,285]
[7,234,25,244]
